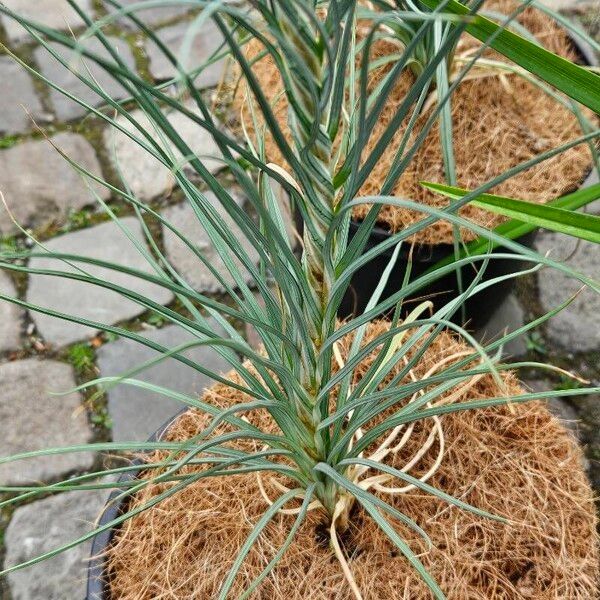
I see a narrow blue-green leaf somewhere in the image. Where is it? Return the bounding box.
[340,458,504,522]
[359,499,445,599]
[238,484,317,600]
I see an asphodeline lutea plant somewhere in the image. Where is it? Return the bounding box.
[0,0,599,598]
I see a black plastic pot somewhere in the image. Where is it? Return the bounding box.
[86,414,180,600]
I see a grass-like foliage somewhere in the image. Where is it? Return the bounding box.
[0,0,599,597]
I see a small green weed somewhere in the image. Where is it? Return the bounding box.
[554,374,583,392]
[147,312,166,327]
[525,331,547,355]
[91,406,113,429]
[63,209,92,232]
[0,237,18,254]
[0,135,19,150]
[67,343,95,372]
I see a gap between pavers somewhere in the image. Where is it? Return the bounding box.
[0,358,94,485]
[26,217,174,347]
[97,321,237,442]
[0,270,23,353]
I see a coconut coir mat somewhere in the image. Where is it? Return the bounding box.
[106,323,598,599]
[231,0,595,245]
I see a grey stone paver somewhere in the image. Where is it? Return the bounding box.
[26,217,174,347]
[104,0,190,29]
[0,132,109,236]
[524,379,581,438]
[535,232,600,352]
[569,392,600,490]
[162,191,260,293]
[97,321,235,441]
[4,486,109,600]
[475,294,527,357]
[0,0,94,45]
[0,358,94,485]
[0,270,23,353]
[105,105,225,200]
[34,36,137,122]
[0,56,48,136]
[584,170,600,215]
[147,18,226,85]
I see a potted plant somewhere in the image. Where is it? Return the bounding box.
[0,0,599,598]
[233,0,600,322]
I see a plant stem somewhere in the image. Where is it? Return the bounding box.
[278,5,343,513]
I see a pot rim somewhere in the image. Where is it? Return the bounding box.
[86,412,185,600]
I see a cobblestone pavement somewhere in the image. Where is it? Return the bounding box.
[0,1,599,598]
